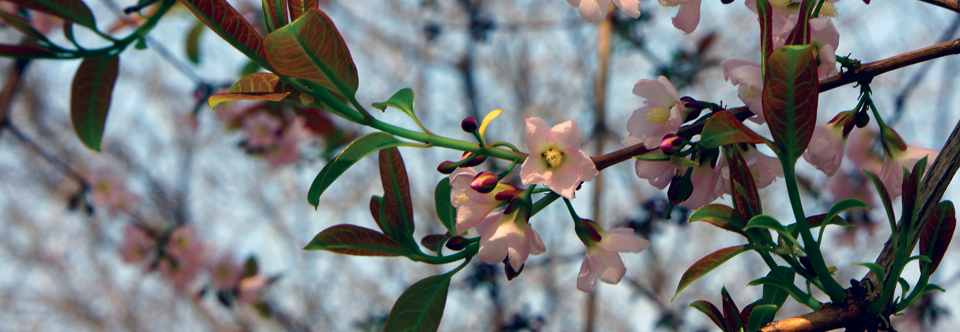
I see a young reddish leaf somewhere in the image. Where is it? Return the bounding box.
[784,0,816,46]
[699,110,768,149]
[721,287,743,332]
[383,272,453,332]
[0,10,50,42]
[792,213,852,238]
[70,55,119,151]
[724,146,762,218]
[180,0,270,70]
[7,0,95,29]
[286,0,317,21]
[762,45,819,163]
[920,201,956,274]
[739,300,759,332]
[262,0,289,33]
[902,157,929,230]
[756,0,774,62]
[307,132,404,208]
[370,195,383,229]
[0,44,58,59]
[673,245,751,301]
[688,204,746,234]
[689,301,727,332]
[379,148,415,240]
[208,72,298,110]
[303,224,412,257]
[264,8,359,98]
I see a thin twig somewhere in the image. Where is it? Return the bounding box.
[919,0,960,14]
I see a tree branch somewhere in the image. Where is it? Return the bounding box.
[919,0,960,14]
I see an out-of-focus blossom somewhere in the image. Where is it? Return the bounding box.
[574,219,649,293]
[659,0,704,34]
[566,0,641,23]
[208,254,243,290]
[87,169,139,213]
[449,167,517,234]
[803,111,857,176]
[520,118,598,199]
[721,60,765,123]
[264,117,310,167]
[161,225,208,289]
[476,206,545,271]
[237,275,268,304]
[242,112,282,148]
[879,145,937,199]
[623,77,685,149]
[845,128,882,175]
[776,16,840,79]
[119,223,155,263]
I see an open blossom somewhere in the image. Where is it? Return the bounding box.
[208,254,243,290]
[161,225,208,289]
[803,111,856,176]
[633,156,722,209]
[722,60,765,124]
[879,145,938,199]
[119,223,155,263]
[659,0,704,34]
[623,77,684,150]
[566,0,640,23]
[476,204,546,270]
[720,145,783,194]
[778,16,840,79]
[574,219,649,293]
[265,117,310,167]
[242,112,282,148]
[449,168,517,234]
[87,168,139,213]
[520,118,598,199]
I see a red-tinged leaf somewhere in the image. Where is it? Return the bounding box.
[673,245,751,301]
[902,157,928,229]
[261,0,289,33]
[293,105,336,137]
[0,43,58,59]
[287,0,318,21]
[700,110,768,149]
[757,0,774,62]
[179,0,269,70]
[7,0,95,29]
[383,272,453,332]
[762,45,819,162]
[739,300,759,330]
[724,146,762,218]
[303,224,412,257]
[380,148,415,240]
[70,55,119,151]
[920,201,956,274]
[208,73,313,110]
[689,301,727,332]
[263,8,359,98]
[370,195,388,233]
[802,213,851,229]
[784,0,816,46]
[721,287,743,332]
[688,204,746,234]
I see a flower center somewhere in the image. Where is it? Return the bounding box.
[542,148,564,168]
[819,2,839,18]
[742,87,759,100]
[96,181,112,194]
[645,107,671,125]
[749,165,762,184]
[452,193,469,204]
[770,0,793,10]
[660,1,681,8]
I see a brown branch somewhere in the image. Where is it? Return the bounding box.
[592,38,960,171]
[919,0,960,14]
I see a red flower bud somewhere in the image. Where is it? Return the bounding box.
[470,171,499,193]
[667,173,693,206]
[420,234,447,251]
[437,161,459,174]
[503,257,524,281]
[460,151,487,168]
[461,117,479,132]
[660,134,684,155]
[445,236,469,251]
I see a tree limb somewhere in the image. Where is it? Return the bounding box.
[919,0,960,14]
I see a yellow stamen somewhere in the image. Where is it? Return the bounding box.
[742,87,759,100]
[660,1,681,8]
[96,182,112,194]
[770,0,794,10]
[542,148,564,168]
[453,193,469,204]
[645,107,671,125]
[749,165,762,184]
[819,2,839,18]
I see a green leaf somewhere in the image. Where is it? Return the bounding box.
[303,224,413,257]
[689,301,727,332]
[788,213,852,238]
[379,148,415,241]
[70,55,120,151]
[8,0,96,29]
[372,88,427,126]
[920,201,956,274]
[185,20,205,64]
[180,0,271,70]
[724,146,762,218]
[261,0,288,33]
[897,277,910,303]
[688,204,746,235]
[762,266,794,309]
[864,170,896,231]
[762,44,819,163]
[634,153,670,162]
[699,110,768,149]
[307,132,404,208]
[0,43,58,59]
[383,272,453,332]
[745,215,801,249]
[673,245,751,301]
[434,178,458,234]
[747,277,820,311]
[243,256,258,278]
[746,304,779,332]
[816,198,872,244]
[851,262,885,292]
[263,8,359,98]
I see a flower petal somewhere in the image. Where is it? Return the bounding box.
[578,0,610,23]
[520,156,551,185]
[593,249,627,285]
[525,117,551,154]
[547,162,582,199]
[577,254,597,293]
[671,0,703,35]
[548,120,582,151]
[597,228,650,253]
[613,0,641,18]
[634,160,675,189]
[577,150,600,182]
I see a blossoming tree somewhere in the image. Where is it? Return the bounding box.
[2,0,960,331]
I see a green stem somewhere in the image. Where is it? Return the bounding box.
[54,0,175,59]
[412,242,479,265]
[756,249,821,311]
[531,192,561,216]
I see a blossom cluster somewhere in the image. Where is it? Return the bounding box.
[216,103,316,168]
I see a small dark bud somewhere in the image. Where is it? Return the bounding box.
[660,134,684,155]
[799,255,817,277]
[503,258,524,281]
[470,171,499,193]
[437,161,459,174]
[461,117,479,132]
[445,236,469,251]
[680,96,704,122]
[460,151,487,168]
[721,0,735,4]
[667,174,693,206]
[856,110,870,128]
[420,234,447,251]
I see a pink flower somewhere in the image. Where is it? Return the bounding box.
[577,226,649,293]
[777,16,840,79]
[208,254,243,290]
[721,60,765,124]
[803,111,856,176]
[826,169,877,209]
[476,210,546,271]
[720,145,783,194]
[242,112,282,148]
[159,254,204,289]
[659,0,704,34]
[161,225,208,289]
[520,118,599,199]
[879,145,938,199]
[264,117,309,167]
[87,168,139,213]
[449,168,516,234]
[845,128,882,175]
[119,223,155,263]
[681,161,724,209]
[566,0,641,23]
[634,160,677,190]
[623,77,684,149]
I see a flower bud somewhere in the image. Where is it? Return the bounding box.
[680,96,704,122]
[460,151,487,168]
[855,110,870,128]
[494,184,521,201]
[667,173,693,206]
[461,117,479,133]
[445,236,469,251]
[437,161,459,174]
[660,134,684,155]
[721,0,734,4]
[799,255,817,277]
[503,257,524,281]
[574,218,603,245]
[470,171,499,193]
[880,125,908,157]
[420,234,447,251]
